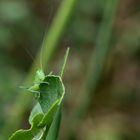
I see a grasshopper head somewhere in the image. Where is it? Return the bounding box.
[34,69,45,84]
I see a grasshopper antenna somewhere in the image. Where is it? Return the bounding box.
[40,44,43,71]
[60,47,70,78]
[24,47,34,63]
[39,30,48,72]
[23,46,40,71]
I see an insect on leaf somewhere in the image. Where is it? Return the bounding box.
[8,48,69,140]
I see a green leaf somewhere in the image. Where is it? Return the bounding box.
[9,75,65,140]
[46,106,62,140]
[38,75,64,113]
[9,113,44,140]
[29,103,43,125]
[38,99,60,127]
[38,75,64,128]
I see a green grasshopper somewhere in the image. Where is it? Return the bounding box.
[22,48,69,99]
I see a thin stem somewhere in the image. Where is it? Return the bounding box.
[60,47,70,78]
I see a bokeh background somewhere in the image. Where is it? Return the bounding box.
[0,0,140,140]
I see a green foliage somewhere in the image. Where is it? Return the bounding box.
[9,75,64,140]
[9,48,69,140]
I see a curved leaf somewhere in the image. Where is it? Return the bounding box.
[9,113,44,140]
[9,75,65,140]
[38,75,64,113]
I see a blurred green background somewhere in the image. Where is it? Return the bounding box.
[0,0,140,139]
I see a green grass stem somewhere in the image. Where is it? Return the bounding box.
[60,48,70,78]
